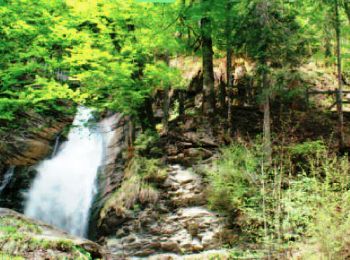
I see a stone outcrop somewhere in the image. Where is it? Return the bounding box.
[0,110,72,168]
[155,116,223,167]
[0,208,108,259]
[104,165,234,259]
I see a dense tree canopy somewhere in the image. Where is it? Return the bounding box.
[1,0,350,128]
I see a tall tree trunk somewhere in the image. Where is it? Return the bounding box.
[139,97,155,131]
[262,69,272,165]
[178,90,185,117]
[201,0,215,116]
[162,86,170,134]
[219,79,227,116]
[127,116,135,160]
[162,54,171,135]
[226,0,234,134]
[335,0,345,150]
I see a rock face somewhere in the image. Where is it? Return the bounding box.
[0,110,72,212]
[156,116,222,167]
[104,165,233,259]
[89,113,129,239]
[0,208,108,259]
[0,111,72,168]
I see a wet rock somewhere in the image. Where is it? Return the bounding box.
[89,113,129,239]
[161,242,180,253]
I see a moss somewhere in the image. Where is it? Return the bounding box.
[0,253,24,260]
[0,216,42,235]
[100,175,160,220]
[100,156,165,220]
[0,216,93,260]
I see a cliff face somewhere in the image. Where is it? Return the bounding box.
[0,110,72,168]
[89,113,129,239]
[0,110,73,212]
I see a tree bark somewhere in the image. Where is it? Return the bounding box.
[335,0,345,150]
[162,86,170,134]
[127,116,135,160]
[139,97,155,131]
[226,0,234,134]
[262,69,272,165]
[162,54,171,135]
[201,0,215,116]
[178,90,185,117]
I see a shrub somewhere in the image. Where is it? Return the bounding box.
[206,144,261,229]
[100,156,165,219]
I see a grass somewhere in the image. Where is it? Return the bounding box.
[100,156,164,220]
[205,140,350,258]
[0,216,93,259]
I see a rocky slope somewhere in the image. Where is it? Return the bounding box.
[104,165,233,259]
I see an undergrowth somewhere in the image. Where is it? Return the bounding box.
[101,131,167,220]
[206,139,350,259]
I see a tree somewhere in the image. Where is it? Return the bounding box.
[200,0,216,117]
[234,0,307,164]
[226,0,235,133]
[335,0,345,150]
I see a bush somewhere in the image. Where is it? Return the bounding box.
[206,145,259,214]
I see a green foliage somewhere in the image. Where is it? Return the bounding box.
[0,216,93,259]
[144,61,184,90]
[288,140,327,157]
[206,145,259,214]
[134,130,162,156]
[206,141,350,257]
[100,155,165,220]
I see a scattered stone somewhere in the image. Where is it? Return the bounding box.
[104,165,233,258]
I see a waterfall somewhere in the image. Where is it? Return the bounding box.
[51,134,61,158]
[0,166,15,194]
[24,107,104,237]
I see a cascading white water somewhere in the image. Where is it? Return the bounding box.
[24,107,104,237]
[0,166,15,194]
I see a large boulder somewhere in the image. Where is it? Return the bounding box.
[0,208,109,259]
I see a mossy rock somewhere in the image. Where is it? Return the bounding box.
[0,208,108,259]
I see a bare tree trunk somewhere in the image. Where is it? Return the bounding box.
[226,0,234,134]
[219,79,227,116]
[335,0,345,150]
[201,0,215,116]
[162,86,170,134]
[262,70,272,165]
[178,90,185,117]
[140,97,155,131]
[127,117,135,160]
[162,55,171,135]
